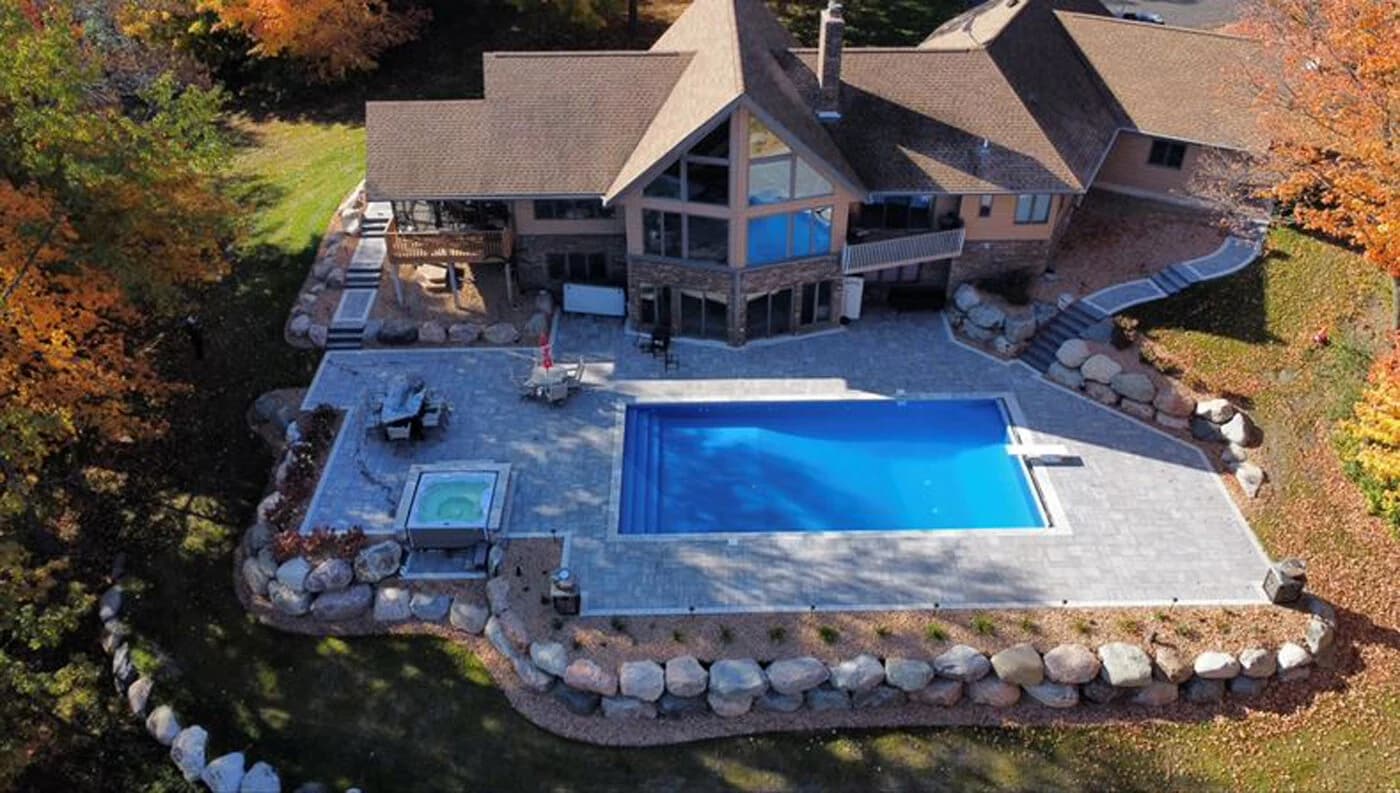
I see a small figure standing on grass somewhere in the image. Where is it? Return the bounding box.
[183,314,205,360]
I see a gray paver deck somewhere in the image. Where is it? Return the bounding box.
[302,310,1271,615]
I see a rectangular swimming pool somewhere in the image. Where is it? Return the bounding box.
[618,398,1047,535]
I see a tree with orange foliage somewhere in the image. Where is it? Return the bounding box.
[1242,0,1399,325]
[200,0,429,83]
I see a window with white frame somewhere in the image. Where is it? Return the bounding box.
[978,195,994,218]
[1014,194,1053,225]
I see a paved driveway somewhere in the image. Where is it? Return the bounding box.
[1104,0,1241,30]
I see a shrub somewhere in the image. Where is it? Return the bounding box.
[269,525,365,562]
[1338,343,1400,533]
[1116,618,1144,635]
[925,622,949,642]
[875,625,892,639]
[672,629,686,644]
[1072,619,1094,636]
[718,625,734,644]
[818,626,840,645]
[976,270,1034,306]
[768,626,787,644]
[970,614,997,636]
[1018,617,1041,635]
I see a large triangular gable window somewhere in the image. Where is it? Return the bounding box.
[746,117,832,206]
[643,118,731,206]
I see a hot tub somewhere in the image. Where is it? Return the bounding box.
[395,462,511,549]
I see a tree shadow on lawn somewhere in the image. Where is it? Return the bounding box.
[1129,251,1282,351]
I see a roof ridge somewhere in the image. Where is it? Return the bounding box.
[1055,10,1257,43]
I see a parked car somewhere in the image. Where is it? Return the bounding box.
[1120,10,1166,25]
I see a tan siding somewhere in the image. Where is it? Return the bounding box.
[959,194,1063,241]
[512,199,625,236]
[1093,131,1203,199]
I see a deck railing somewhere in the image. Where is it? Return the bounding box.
[387,220,514,265]
[841,227,965,275]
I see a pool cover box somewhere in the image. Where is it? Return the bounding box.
[395,462,512,548]
[619,398,1046,535]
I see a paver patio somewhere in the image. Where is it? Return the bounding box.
[301,310,1271,615]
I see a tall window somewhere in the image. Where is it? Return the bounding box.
[746,207,833,266]
[643,210,728,264]
[745,288,793,340]
[978,195,994,218]
[1014,194,1053,225]
[644,119,730,206]
[546,252,609,283]
[1147,139,1187,169]
[534,199,614,220]
[856,195,934,230]
[799,281,833,326]
[747,118,831,206]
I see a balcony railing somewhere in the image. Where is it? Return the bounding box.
[387,220,514,265]
[841,227,965,275]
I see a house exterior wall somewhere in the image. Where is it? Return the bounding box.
[512,199,625,236]
[1094,131,1208,202]
[959,193,1069,242]
[515,233,628,291]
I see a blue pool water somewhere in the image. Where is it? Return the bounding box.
[618,399,1046,535]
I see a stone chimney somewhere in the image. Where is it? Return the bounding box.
[816,1,845,121]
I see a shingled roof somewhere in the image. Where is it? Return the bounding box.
[1057,12,1264,151]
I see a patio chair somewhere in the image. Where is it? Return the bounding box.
[384,422,413,441]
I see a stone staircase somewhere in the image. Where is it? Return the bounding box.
[1021,302,1109,373]
[359,202,392,238]
[1148,261,1204,296]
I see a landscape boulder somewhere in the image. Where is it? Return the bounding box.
[1084,381,1120,406]
[830,654,885,693]
[755,690,804,713]
[967,303,1006,331]
[1109,372,1156,404]
[884,658,934,693]
[1229,676,1267,698]
[530,642,570,678]
[602,696,657,720]
[242,558,273,597]
[409,592,451,622]
[372,586,411,622]
[275,558,312,592]
[967,676,1021,708]
[1153,647,1193,684]
[201,752,246,793]
[304,559,353,593]
[448,323,482,344]
[1046,362,1085,390]
[99,586,124,622]
[1221,412,1261,447]
[267,581,312,616]
[1238,648,1277,679]
[1044,644,1101,685]
[1080,354,1122,384]
[241,762,281,793]
[954,284,982,312]
[486,577,512,615]
[665,655,709,698]
[1131,681,1179,707]
[564,659,618,697]
[709,659,767,699]
[495,610,530,650]
[1119,399,1155,422]
[1190,416,1227,443]
[853,685,907,710]
[127,676,153,716]
[766,657,827,696]
[1184,677,1225,704]
[146,705,181,745]
[171,726,209,782]
[657,693,708,718]
[619,660,666,702]
[377,320,418,345]
[307,325,328,348]
[1098,643,1152,687]
[804,685,851,712]
[1305,616,1335,655]
[1195,398,1236,424]
[483,323,520,345]
[1081,678,1121,705]
[1023,682,1078,709]
[1193,651,1241,679]
[911,679,963,707]
[1004,312,1038,344]
[418,321,447,344]
[990,643,1044,686]
[933,645,991,682]
[707,692,754,718]
[1276,642,1312,674]
[1056,339,1092,369]
[512,657,554,693]
[448,599,488,634]
[288,314,312,337]
[1154,385,1197,418]
[554,685,601,716]
[1235,463,1266,498]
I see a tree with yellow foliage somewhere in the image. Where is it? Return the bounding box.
[1340,341,1400,532]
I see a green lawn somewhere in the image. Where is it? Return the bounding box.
[113,118,1400,792]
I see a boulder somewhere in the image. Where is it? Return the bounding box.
[1033,301,1059,326]
[602,696,657,720]
[486,577,512,615]
[275,558,312,592]
[1131,681,1179,707]
[1156,412,1191,431]
[512,657,554,693]
[1044,644,1101,685]
[1081,354,1122,384]
[256,492,283,524]
[1056,339,1092,369]
[1305,615,1335,655]
[1098,643,1152,687]
[267,581,312,616]
[619,660,666,702]
[933,645,991,682]
[530,642,570,678]
[483,323,520,345]
[1190,416,1227,443]
[525,311,551,338]
[449,599,489,634]
[288,314,312,337]
[1195,398,1236,424]
[963,322,997,343]
[709,658,767,699]
[146,705,181,745]
[101,620,130,655]
[1184,677,1225,704]
[1084,381,1119,406]
[564,659,618,697]
[1231,675,1268,698]
[967,303,1007,330]
[1153,647,1193,684]
[418,321,447,344]
[993,336,1017,357]
[884,657,934,693]
[954,283,982,312]
[991,643,1044,686]
[307,325,328,348]
[242,558,273,597]
[657,693,708,718]
[312,259,335,280]
[767,658,828,694]
[665,655,709,698]
[1193,651,1242,679]
[410,592,451,622]
[1110,372,1156,403]
[112,643,135,689]
[1235,463,1266,498]
[245,522,273,554]
[1221,412,1261,447]
[967,676,1021,707]
[1004,312,1038,344]
[911,679,963,707]
[99,586,123,622]
[853,685,908,710]
[1276,642,1312,673]
[1056,292,1077,310]
[1154,385,1197,418]
[1081,677,1121,705]
[495,610,530,650]
[372,586,411,622]
[325,268,347,288]
[707,692,754,718]
[1238,647,1276,679]
[305,559,353,593]
[1046,362,1085,390]
[755,690,804,713]
[1119,399,1155,422]
[448,323,482,344]
[310,584,373,621]
[202,752,246,793]
[171,725,208,782]
[804,685,851,712]
[376,320,418,345]
[554,685,601,716]
[127,676,153,716]
[354,541,401,583]
[830,654,885,693]
[241,761,280,793]
[1222,443,1250,467]
[1023,681,1078,709]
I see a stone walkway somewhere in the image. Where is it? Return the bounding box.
[1081,235,1261,316]
[302,310,1272,615]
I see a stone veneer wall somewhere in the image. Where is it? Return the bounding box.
[627,255,844,347]
[514,233,628,292]
[949,238,1057,290]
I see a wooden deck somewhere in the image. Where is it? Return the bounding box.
[387,220,514,265]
